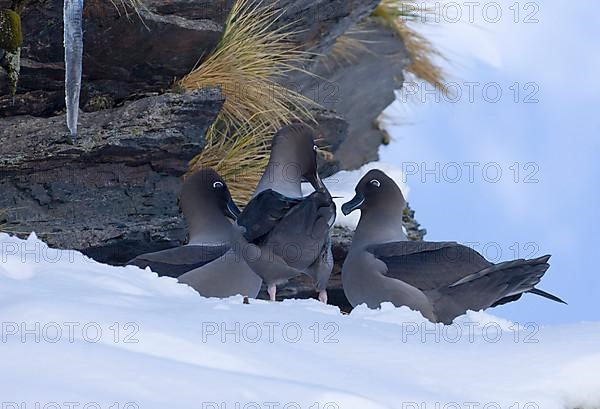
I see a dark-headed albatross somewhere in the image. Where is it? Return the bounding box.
[233,124,336,302]
[341,169,565,324]
[129,168,262,298]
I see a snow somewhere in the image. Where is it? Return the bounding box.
[303,162,410,228]
[63,0,84,136]
[1,233,598,408]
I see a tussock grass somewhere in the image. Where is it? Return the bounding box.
[179,0,316,130]
[191,119,334,204]
[188,118,272,203]
[373,0,448,94]
[373,0,421,21]
[328,30,372,67]
[110,0,146,18]
[182,0,320,202]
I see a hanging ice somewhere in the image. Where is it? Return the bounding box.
[63,0,84,137]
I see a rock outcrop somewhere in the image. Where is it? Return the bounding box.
[285,19,409,175]
[0,88,223,263]
[273,0,380,53]
[1,1,403,174]
[0,0,381,117]
[0,0,231,115]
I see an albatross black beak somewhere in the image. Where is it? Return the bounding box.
[341,192,365,216]
[225,198,242,220]
[306,171,326,193]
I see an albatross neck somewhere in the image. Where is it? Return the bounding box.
[187,207,233,245]
[255,158,303,198]
[352,208,407,248]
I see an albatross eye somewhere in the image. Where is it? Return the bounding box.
[313,144,318,151]
[213,181,224,189]
[369,179,381,188]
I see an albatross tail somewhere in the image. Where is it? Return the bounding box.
[528,287,567,304]
[436,255,564,323]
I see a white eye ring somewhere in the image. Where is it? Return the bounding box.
[313,145,318,151]
[369,179,381,187]
[213,181,224,189]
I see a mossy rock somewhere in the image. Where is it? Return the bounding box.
[0,9,23,53]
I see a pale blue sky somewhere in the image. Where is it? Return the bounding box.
[381,0,599,324]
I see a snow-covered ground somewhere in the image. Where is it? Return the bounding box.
[1,233,599,409]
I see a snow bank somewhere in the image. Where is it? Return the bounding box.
[0,233,598,409]
[303,162,409,228]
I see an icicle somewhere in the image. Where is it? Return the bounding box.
[63,0,84,137]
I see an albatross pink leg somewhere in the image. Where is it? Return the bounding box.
[267,284,277,301]
[318,290,328,304]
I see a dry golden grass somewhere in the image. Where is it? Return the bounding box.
[179,0,316,131]
[328,31,371,67]
[182,0,320,202]
[190,119,334,204]
[373,0,448,95]
[188,118,272,203]
[109,0,146,18]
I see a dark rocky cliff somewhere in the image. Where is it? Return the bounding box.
[0,0,381,115]
[285,18,409,175]
[1,88,224,262]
